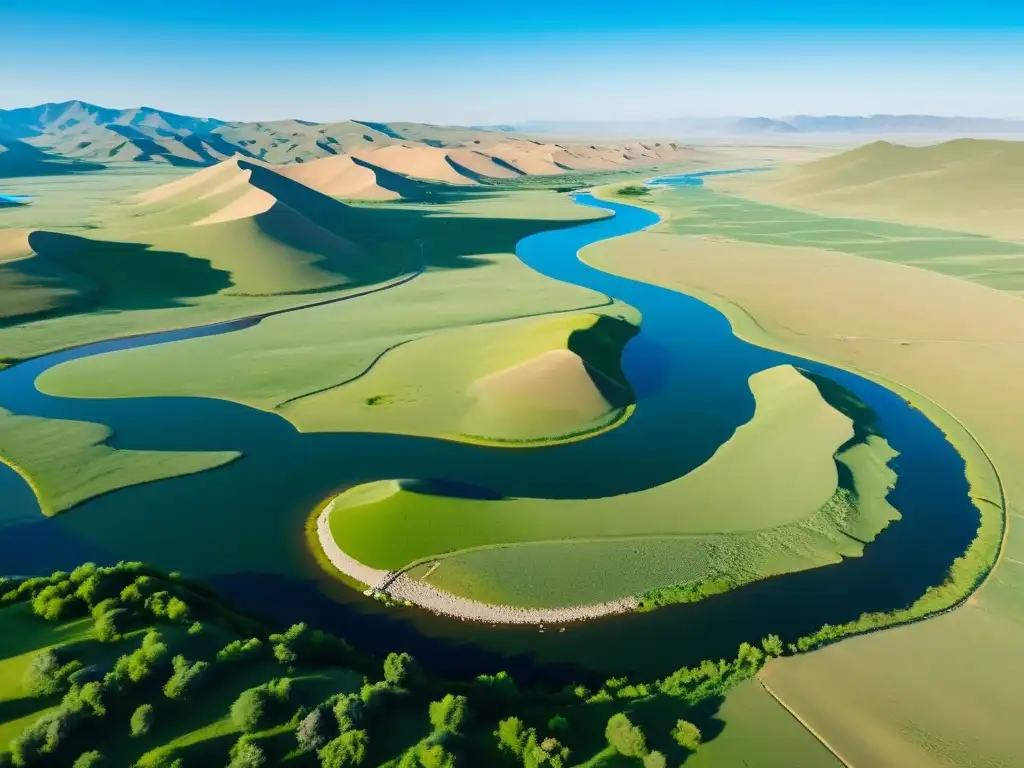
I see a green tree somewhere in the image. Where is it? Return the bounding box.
[131,704,155,737]
[231,687,269,733]
[761,634,784,657]
[72,751,106,768]
[383,652,421,688]
[163,655,208,700]
[428,694,468,734]
[643,751,666,768]
[671,719,702,752]
[296,707,333,753]
[605,713,647,758]
[319,729,369,767]
[228,735,267,768]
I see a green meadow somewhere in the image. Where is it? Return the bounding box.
[0,408,239,517]
[327,366,900,608]
[659,185,1024,292]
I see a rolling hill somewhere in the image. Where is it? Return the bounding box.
[0,101,707,176]
[714,138,1024,240]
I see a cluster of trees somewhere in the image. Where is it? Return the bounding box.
[614,185,651,197]
[1,563,793,766]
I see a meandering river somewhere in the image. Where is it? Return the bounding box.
[0,175,978,679]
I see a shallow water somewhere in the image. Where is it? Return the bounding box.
[0,174,978,679]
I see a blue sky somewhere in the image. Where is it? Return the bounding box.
[2,1,1023,123]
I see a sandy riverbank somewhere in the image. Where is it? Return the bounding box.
[315,502,638,624]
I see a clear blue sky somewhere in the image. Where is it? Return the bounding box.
[2,1,1022,123]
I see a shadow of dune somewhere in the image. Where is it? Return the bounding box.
[347,155,480,203]
[26,231,234,309]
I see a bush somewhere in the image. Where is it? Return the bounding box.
[605,713,647,758]
[163,655,209,700]
[496,717,527,756]
[270,623,352,669]
[428,694,468,734]
[547,715,568,733]
[333,693,365,732]
[217,638,263,663]
[761,634,784,657]
[228,735,267,768]
[319,729,369,767]
[231,687,269,733]
[94,609,126,643]
[72,751,106,768]
[475,670,517,700]
[296,707,333,753]
[23,649,78,697]
[383,652,421,688]
[131,703,155,737]
[671,719,701,751]
[62,681,106,717]
[643,752,667,768]
[616,184,650,197]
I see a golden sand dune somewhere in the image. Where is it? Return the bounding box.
[0,230,33,263]
[277,155,399,200]
[354,145,478,185]
[467,348,613,430]
[718,139,1024,240]
[445,148,523,179]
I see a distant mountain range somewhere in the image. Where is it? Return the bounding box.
[3,100,1024,177]
[509,115,1024,137]
[0,100,706,180]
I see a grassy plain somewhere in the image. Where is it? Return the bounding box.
[327,365,900,607]
[38,191,632,444]
[0,408,239,516]
[585,182,1021,767]
[714,138,1024,241]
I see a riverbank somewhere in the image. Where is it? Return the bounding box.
[314,499,639,624]
[582,192,1018,765]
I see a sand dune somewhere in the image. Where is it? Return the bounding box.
[278,154,399,200]
[717,139,1024,240]
[354,145,477,185]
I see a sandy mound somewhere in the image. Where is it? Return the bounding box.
[279,155,399,200]
[0,230,33,263]
[445,148,523,179]
[130,157,248,205]
[355,145,477,185]
[469,348,611,417]
[192,184,276,226]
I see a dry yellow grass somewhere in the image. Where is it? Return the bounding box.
[715,139,1024,241]
[584,218,1024,768]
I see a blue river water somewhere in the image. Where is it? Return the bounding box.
[0,176,979,678]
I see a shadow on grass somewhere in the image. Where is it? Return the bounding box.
[0,139,106,178]
[26,231,235,310]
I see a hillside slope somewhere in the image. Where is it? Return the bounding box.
[716,139,1024,239]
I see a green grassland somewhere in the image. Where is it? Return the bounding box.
[0,408,239,517]
[0,165,607,366]
[657,185,1024,292]
[0,563,800,767]
[327,365,900,608]
[38,199,628,441]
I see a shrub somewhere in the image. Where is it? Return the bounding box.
[428,694,468,734]
[475,670,517,700]
[605,713,647,758]
[616,184,650,196]
[228,735,267,768]
[23,649,74,697]
[383,652,421,688]
[671,719,702,751]
[333,692,365,732]
[761,634,784,657]
[547,715,568,733]
[72,751,106,768]
[131,704,155,737]
[496,717,527,756]
[359,680,393,714]
[163,655,209,700]
[94,608,126,643]
[217,638,263,663]
[231,687,269,733]
[63,681,106,717]
[319,729,369,767]
[643,752,667,768]
[296,707,333,753]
